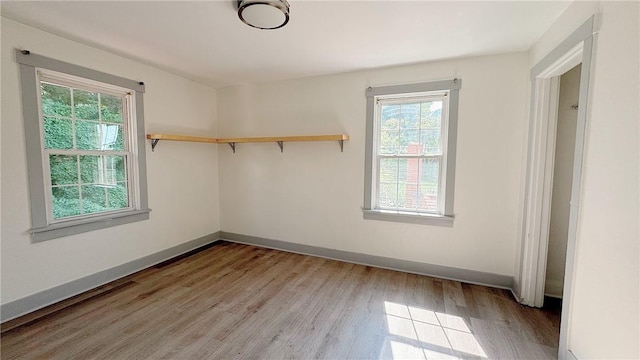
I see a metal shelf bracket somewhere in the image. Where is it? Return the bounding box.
[151,139,160,152]
[338,140,344,152]
[276,141,284,152]
[228,142,236,153]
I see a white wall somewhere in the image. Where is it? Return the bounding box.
[530,1,639,358]
[218,52,529,276]
[1,18,221,304]
[545,64,580,298]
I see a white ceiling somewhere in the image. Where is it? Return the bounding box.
[1,1,571,88]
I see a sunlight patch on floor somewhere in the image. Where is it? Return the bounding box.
[380,301,487,359]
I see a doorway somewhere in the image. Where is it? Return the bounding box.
[544,64,581,302]
[518,15,595,360]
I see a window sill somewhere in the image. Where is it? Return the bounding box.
[363,209,454,227]
[30,209,151,242]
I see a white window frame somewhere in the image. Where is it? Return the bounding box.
[39,69,137,223]
[363,79,461,226]
[17,50,150,241]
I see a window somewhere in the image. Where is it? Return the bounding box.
[17,50,150,241]
[363,79,461,226]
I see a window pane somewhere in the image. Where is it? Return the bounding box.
[421,100,443,128]
[399,129,420,155]
[41,83,71,117]
[379,183,398,209]
[378,157,441,213]
[400,103,420,128]
[380,158,399,182]
[101,94,123,123]
[80,155,126,185]
[79,155,99,184]
[113,156,126,181]
[81,185,107,214]
[52,185,81,219]
[399,158,420,209]
[44,117,73,149]
[382,101,442,156]
[101,124,124,151]
[420,101,443,155]
[49,155,78,185]
[420,129,441,155]
[418,158,440,212]
[73,90,99,120]
[76,120,100,150]
[379,130,399,155]
[381,116,399,131]
[381,104,401,129]
[379,158,399,208]
[75,122,124,151]
[107,183,129,209]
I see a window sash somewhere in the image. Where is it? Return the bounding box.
[44,152,135,224]
[375,155,444,214]
[372,92,450,215]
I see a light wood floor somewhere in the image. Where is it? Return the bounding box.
[1,242,560,359]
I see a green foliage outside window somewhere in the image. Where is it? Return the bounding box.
[378,100,443,211]
[42,82,129,219]
[379,101,442,155]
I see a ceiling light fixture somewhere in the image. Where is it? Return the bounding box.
[237,0,290,30]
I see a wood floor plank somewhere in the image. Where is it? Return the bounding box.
[1,242,561,359]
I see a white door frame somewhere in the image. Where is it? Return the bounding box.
[520,74,558,308]
[518,16,595,360]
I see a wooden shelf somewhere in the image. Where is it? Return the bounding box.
[146,134,218,143]
[146,134,349,152]
[216,134,348,143]
[146,134,218,152]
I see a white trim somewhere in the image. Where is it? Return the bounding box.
[538,43,584,79]
[519,16,595,360]
[123,91,142,213]
[438,95,450,213]
[566,350,579,360]
[521,29,586,307]
[535,77,561,307]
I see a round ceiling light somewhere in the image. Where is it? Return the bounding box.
[237,0,290,30]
